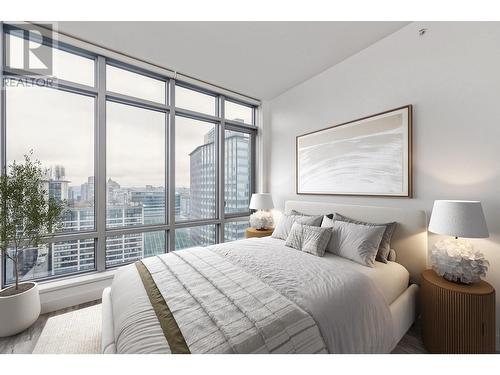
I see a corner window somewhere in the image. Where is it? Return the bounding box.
[1,25,257,287]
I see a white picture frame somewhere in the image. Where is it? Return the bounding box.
[296,105,412,197]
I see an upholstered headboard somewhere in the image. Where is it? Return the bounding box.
[284,201,428,283]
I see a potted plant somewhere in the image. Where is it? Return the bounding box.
[0,152,65,337]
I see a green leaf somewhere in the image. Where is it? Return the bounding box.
[0,151,65,289]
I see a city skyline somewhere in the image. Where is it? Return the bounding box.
[5,129,251,284]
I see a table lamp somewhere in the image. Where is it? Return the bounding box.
[249,193,274,230]
[428,200,489,284]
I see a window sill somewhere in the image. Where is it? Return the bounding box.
[38,269,116,294]
[38,269,117,314]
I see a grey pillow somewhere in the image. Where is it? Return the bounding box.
[290,209,327,217]
[329,221,386,267]
[285,222,331,257]
[272,214,323,240]
[326,213,397,263]
[321,215,335,229]
[388,249,397,262]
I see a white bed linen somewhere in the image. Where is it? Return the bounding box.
[322,253,410,305]
[208,237,395,353]
[107,236,400,354]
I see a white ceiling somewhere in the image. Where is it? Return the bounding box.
[57,22,409,100]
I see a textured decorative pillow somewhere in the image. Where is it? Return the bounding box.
[271,214,323,240]
[285,222,331,257]
[329,221,386,267]
[324,213,397,263]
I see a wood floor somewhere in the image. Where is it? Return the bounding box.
[391,318,428,354]
[0,300,427,354]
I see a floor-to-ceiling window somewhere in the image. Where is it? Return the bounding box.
[0,24,257,287]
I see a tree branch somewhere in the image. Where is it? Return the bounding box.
[3,251,14,262]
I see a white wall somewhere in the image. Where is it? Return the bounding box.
[266,22,500,346]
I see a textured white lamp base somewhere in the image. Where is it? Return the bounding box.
[431,238,489,284]
[249,210,274,230]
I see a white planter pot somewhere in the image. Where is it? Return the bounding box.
[0,282,41,337]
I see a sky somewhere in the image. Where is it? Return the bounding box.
[6,84,217,189]
[7,84,95,186]
[5,33,252,190]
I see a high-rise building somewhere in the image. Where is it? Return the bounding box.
[175,187,191,220]
[188,129,250,245]
[51,238,95,275]
[107,178,127,205]
[8,135,249,283]
[224,131,250,214]
[44,165,71,203]
[10,171,151,280]
[51,205,145,274]
[189,130,216,246]
[224,221,249,242]
[130,186,166,257]
[175,192,181,216]
[130,187,165,225]
[189,131,216,208]
[80,176,94,202]
[104,231,143,268]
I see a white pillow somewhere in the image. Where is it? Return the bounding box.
[328,221,386,267]
[272,214,323,240]
[285,222,331,257]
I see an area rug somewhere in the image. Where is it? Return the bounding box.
[33,304,101,354]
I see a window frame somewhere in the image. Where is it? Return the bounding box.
[0,23,258,287]
[223,125,255,217]
[224,98,256,126]
[105,60,168,106]
[174,82,218,117]
[3,77,98,234]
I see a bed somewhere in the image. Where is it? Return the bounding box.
[101,201,427,354]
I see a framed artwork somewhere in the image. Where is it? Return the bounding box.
[296,105,412,197]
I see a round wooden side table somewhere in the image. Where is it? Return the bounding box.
[244,227,274,239]
[421,269,496,353]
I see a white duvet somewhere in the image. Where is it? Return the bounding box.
[208,237,395,353]
[108,237,396,354]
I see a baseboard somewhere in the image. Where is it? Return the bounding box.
[38,271,115,314]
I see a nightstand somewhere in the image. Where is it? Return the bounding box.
[421,269,496,353]
[245,227,274,239]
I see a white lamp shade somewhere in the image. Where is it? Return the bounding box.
[249,193,274,210]
[428,200,489,238]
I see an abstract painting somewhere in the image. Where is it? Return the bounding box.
[296,105,412,197]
